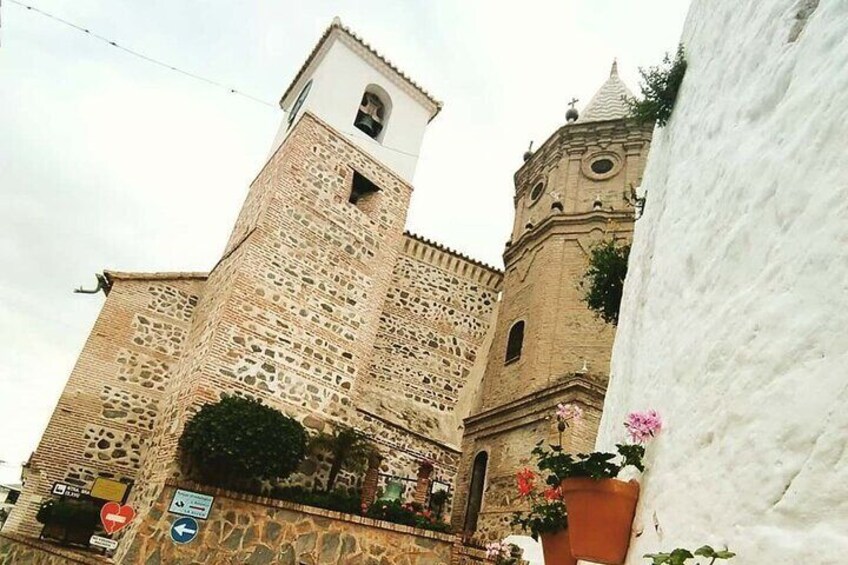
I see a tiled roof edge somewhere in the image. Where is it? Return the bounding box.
[279,18,443,118]
[403,231,503,276]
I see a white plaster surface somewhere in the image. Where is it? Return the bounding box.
[270,32,433,182]
[594,1,848,563]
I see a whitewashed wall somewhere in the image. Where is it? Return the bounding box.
[270,34,433,182]
[594,1,848,564]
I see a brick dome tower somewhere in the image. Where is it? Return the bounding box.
[451,61,654,541]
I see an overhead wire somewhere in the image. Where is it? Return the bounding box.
[7,0,423,159]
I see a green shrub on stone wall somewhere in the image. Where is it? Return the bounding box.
[627,44,687,127]
[179,396,308,490]
[580,238,631,326]
[366,500,452,533]
[270,485,362,515]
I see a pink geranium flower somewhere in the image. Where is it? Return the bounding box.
[624,409,663,444]
[485,540,512,560]
[556,403,583,423]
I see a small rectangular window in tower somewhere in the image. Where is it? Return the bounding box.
[349,170,381,214]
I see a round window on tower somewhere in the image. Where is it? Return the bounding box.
[582,151,623,180]
[528,181,544,206]
[590,158,614,175]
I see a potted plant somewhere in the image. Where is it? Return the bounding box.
[485,540,523,564]
[511,403,584,565]
[535,406,662,564]
[510,467,574,565]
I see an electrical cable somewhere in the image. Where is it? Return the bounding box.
[8,0,423,158]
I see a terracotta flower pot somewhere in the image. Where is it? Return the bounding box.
[560,478,640,565]
[541,528,578,565]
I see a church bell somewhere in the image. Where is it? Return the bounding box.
[354,92,385,138]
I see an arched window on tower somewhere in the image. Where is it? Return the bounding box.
[354,85,391,141]
[505,321,524,364]
[463,451,488,534]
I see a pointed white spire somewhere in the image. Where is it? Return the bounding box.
[578,59,635,123]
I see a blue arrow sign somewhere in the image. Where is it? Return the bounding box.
[170,516,199,545]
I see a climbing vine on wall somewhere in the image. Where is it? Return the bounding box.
[580,239,630,326]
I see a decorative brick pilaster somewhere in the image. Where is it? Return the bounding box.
[360,452,383,511]
[413,460,434,507]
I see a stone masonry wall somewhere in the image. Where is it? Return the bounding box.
[121,483,479,565]
[353,233,502,501]
[120,112,420,557]
[358,234,501,446]
[0,533,106,565]
[451,378,606,542]
[3,274,204,538]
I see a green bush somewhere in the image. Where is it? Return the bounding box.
[627,44,687,127]
[580,239,630,325]
[270,485,362,515]
[179,396,308,489]
[365,499,451,533]
[35,499,99,528]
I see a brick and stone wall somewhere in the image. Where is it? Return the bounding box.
[451,377,606,542]
[120,483,485,565]
[3,273,204,538]
[452,117,652,541]
[354,233,502,499]
[119,112,430,553]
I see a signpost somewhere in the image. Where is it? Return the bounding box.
[100,502,135,534]
[170,516,199,545]
[90,478,130,503]
[89,535,118,551]
[51,482,90,499]
[168,489,214,520]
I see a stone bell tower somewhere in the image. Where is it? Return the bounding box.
[451,62,654,541]
[114,18,441,558]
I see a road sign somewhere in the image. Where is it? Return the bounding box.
[100,502,135,534]
[168,488,214,520]
[170,516,199,545]
[91,478,129,503]
[51,482,91,499]
[89,535,118,551]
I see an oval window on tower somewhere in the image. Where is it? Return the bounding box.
[590,158,614,175]
[530,182,544,202]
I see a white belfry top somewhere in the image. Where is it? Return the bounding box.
[579,61,636,123]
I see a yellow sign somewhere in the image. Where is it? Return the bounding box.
[90,478,129,502]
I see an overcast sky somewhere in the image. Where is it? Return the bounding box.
[0,1,689,485]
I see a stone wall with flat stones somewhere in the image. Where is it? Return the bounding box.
[357,234,502,446]
[352,233,502,504]
[3,274,204,539]
[0,533,106,564]
[120,483,484,565]
[119,112,425,554]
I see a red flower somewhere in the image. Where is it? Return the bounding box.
[543,486,562,501]
[516,468,536,497]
